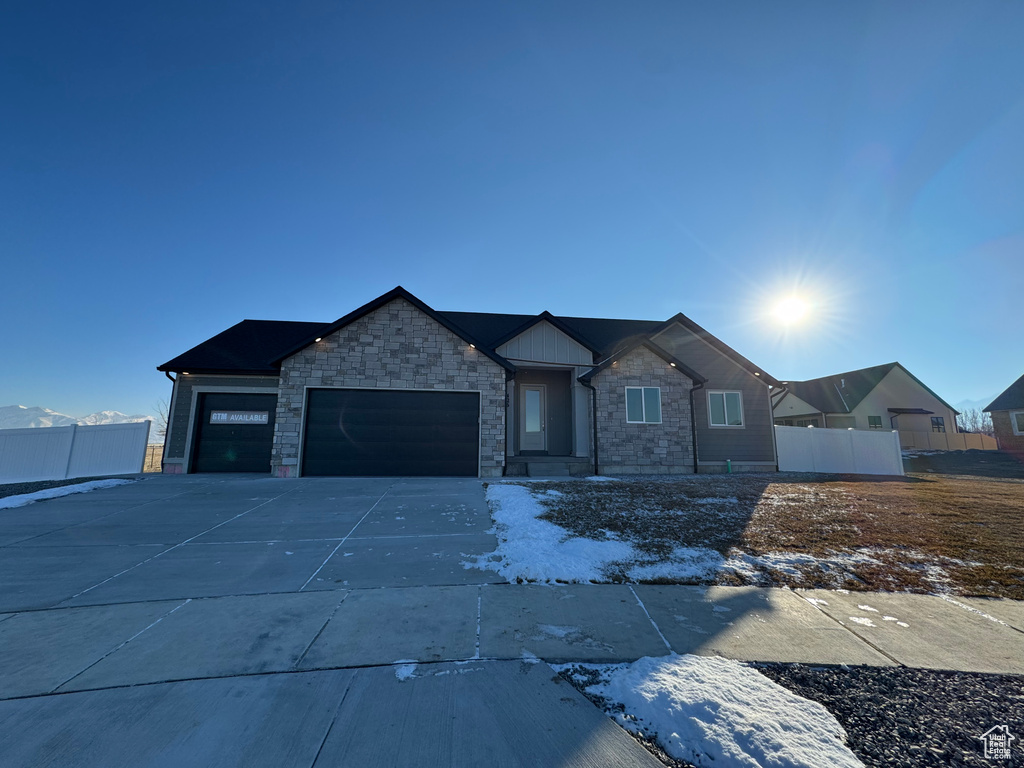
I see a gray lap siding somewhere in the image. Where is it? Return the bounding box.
[593,345,694,474]
[272,297,507,478]
[652,323,776,465]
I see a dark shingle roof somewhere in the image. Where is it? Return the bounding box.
[437,311,661,357]
[784,362,958,415]
[158,320,327,374]
[785,363,899,413]
[984,372,1024,412]
[157,291,778,386]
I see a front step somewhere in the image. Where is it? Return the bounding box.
[505,456,592,478]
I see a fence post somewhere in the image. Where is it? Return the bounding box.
[62,424,78,480]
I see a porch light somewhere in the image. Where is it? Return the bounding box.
[670,363,676,367]
[469,344,476,349]
[182,372,189,375]
[315,337,322,342]
[754,372,760,376]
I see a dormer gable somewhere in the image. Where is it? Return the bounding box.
[497,319,594,364]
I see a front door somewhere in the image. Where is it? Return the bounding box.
[520,384,546,452]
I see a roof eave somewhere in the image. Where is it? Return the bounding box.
[578,340,708,385]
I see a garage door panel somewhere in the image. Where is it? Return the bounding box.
[302,389,480,477]
[191,393,277,473]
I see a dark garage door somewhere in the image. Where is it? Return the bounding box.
[191,393,277,473]
[302,389,479,477]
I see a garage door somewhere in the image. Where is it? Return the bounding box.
[191,393,277,473]
[302,389,479,477]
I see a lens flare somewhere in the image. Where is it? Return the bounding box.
[773,297,808,325]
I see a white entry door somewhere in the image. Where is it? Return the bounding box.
[520,385,546,451]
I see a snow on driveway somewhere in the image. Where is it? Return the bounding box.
[555,654,864,768]
[0,479,135,510]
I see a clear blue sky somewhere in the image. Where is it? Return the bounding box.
[2,1,1022,419]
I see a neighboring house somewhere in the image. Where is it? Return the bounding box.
[772,362,959,435]
[983,372,1024,457]
[157,287,781,478]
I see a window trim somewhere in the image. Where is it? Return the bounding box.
[625,386,662,424]
[707,390,745,428]
[1011,411,1024,436]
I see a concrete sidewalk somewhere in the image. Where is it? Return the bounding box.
[2,587,1022,767]
[2,584,1022,703]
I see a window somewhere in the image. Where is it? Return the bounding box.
[708,391,743,427]
[1012,411,1024,436]
[625,387,661,423]
[868,416,883,429]
[931,416,945,433]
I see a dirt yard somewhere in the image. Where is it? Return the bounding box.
[524,468,1024,599]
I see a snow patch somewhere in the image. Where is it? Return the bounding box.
[463,484,634,583]
[848,617,876,627]
[393,661,417,681]
[629,547,724,582]
[0,479,135,510]
[555,655,863,768]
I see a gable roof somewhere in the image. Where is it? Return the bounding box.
[438,310,780,385]
[158,294,778,385]
[437,311,662,357]
[783,362,958,415]
[486,311,602,354]
[271,286,516,374]
[648,313,781,387]
[579,339,708,384]
[158,320,327,374]
[984,372,1024,412]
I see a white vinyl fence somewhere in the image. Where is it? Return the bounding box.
[0,422,151,484]
[775,425,904,476]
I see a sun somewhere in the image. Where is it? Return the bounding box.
[772,296,809,325]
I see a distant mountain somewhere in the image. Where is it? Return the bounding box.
[0,405,156,435]
[954,397,997,413]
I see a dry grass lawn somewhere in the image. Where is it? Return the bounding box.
[528,472,1024,599]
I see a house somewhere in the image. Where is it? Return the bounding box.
[984,372,1024,457]
[771,362,959,435]
[157,287,781,478]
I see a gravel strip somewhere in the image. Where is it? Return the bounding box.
[558,662,1024,767]
[0,476,127,500]
[757,664,1024,767]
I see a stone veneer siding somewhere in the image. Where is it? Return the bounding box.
[272,298,507,477]
[593,346,694,474]
[992,411,1024,457]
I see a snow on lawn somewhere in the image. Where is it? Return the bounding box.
[556,654,863,768]
[627,547,724,582]
[0,479,135,510]
[465,483,878,585]
[466,482,977,590]
[464,484,635,582]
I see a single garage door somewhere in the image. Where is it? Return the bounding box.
[302,388,479,477]
[191,393,277,473]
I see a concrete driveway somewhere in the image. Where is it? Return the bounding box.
[0,475,663,768]
[3,476,1022,767]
